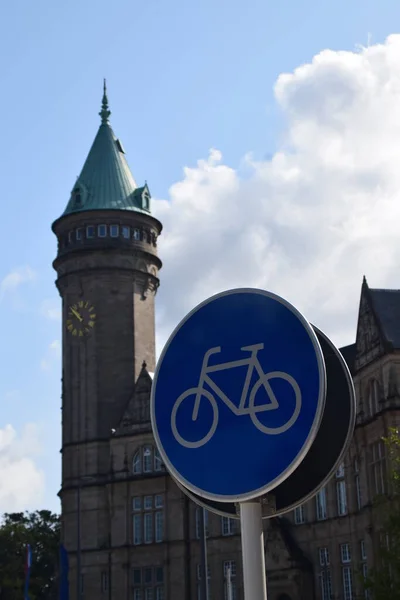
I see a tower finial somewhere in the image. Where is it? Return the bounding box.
[99,79,111,124]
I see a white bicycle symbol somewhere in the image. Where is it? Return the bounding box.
[171,343,302,449]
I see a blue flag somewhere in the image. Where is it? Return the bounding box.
[59,545,69,600]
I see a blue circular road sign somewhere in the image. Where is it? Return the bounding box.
[151,288,326,502]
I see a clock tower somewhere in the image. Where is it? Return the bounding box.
[52,82,162,598]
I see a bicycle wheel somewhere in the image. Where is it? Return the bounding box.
[171,388,219,449]
[248,371,302,435]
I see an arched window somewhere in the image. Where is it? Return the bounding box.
[132,445,165,475]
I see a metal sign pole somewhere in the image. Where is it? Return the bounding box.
[240,501,267,600]
[226,566,233,600]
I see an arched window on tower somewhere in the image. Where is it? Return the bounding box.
[132,445,165,475]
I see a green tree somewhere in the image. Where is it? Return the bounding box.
[364,428,400,599]
[0,510,60,600]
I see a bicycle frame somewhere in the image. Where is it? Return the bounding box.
[193,344,274,419]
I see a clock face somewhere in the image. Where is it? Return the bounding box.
[66,300,96,337]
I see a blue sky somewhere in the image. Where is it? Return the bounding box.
[1,0,400,513]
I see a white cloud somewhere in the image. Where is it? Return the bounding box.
[41,299,61,321]
[0,424,44,513]
[0,266,36,301]
[153,34,400,352]
[40,339,61,371]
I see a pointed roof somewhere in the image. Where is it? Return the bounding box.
[116,362,154,434]
[354,276,400,372]
[62,81,151,216]
[368,286,400,349]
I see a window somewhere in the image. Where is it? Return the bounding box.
[319,547,330,566]
[320,569,333,600]
[73,188,82,206]
[133,567,164,600]
[101,571,108,592]
[143,191,150,210]
[132,495,164,545]
[362,563,369,599]
[98,224,107,237]
[154,448,163,471]
[122,226,130,239]
[221,516,236,536]
[195,508,209,539]
[132,446,165,475]
[368,379,380,415]
[196,564,211,579]
[355,459,362,510]
[155,588,164,600]
[342,566,353,600]
[223,561,237,600]
[336,462,345,478]
[68,231,73,244]
[80,575,84,594]
[133,451,141,474]
[144,513,153,544]
[133,506,143,544]
[76,228,83,241]
[337,480,348,516]
[341,543,351,563]
[110,224,119,238]
[316,487,327,520]
[369,440,386,496]
[336,461,347,516]
[86,225,95,238]
[361,540,367,561]
[133,228,141,240]
[143,446,152,472]
[294,504,305,524]
[197,564,211,600]
[155,510,164,543]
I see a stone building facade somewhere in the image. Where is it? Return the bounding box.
[53,87,400,600]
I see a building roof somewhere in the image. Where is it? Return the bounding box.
[368,287,400,349]
[339,343,356,375]
[62,81,151,217]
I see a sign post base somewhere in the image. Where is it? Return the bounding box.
[240,501,267,600]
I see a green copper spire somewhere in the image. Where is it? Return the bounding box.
[62,82,151,216]
[99,79,111,124]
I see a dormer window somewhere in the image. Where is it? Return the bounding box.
[73,188,82,207]
[143,191,150,210]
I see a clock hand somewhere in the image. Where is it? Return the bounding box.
[70,307,83,322]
